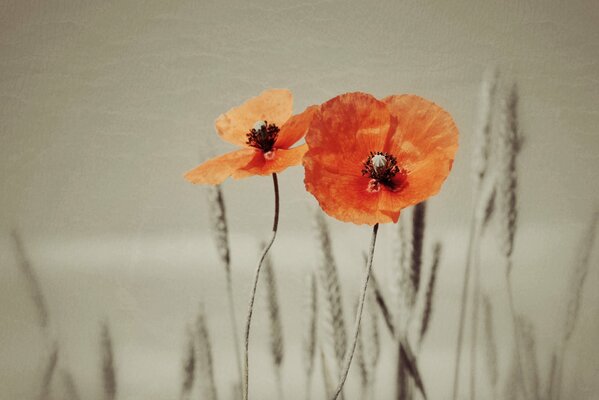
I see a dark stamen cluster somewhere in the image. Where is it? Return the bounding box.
[362,151,406,189]
[246,121,279,152]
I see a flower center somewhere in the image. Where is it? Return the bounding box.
[362,151,407,192]
[246,120,279,152]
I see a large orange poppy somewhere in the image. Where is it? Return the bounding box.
[303,92,459,225]
[185,89,317,185]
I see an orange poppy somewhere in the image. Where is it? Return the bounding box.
[185,89,317,185]
[303,92,459,225]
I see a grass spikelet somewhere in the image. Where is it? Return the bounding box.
[261,244,285,398]
[195,305,218,400]
[473,68,499,187]
[180,324,196,400]
[207,185,231,275]
[100,322,117,400]
[313,210,347,371]
[39,342,59,400]
[391,214,412,334]
[419,242,441,343]
[481,295,498,395]
[410,202,427,301]
[496,83,521,266]
[11,229,49,330]
[302,272,318,400]
[320,347,334,399]
[206,185,242,388]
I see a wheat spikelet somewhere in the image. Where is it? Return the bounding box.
[39,341,59,400]
[496,83,521,266]
[419,242,441,343]
[261,244,285,398]
[320,347,334,399]
[206,185,242,390]
[473,68,500,187]
[410,202,426,301]
[313,210,347,371]
[207,185,231,275]
[563,209,599,342]
[354,299,369,394]
[391,214,411,335]
[262,245,284,369]
[100,322,116,400]
[61,369,81,400]
[180,324,196,400]
[302,272,318,400]
[357,279,381,399]
[516,316,540,400]
[481,295,498,396]
[195,305,218,400]
[11,229,49,330]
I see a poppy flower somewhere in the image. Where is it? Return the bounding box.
[185,89,317,185]
[303,92,458,225]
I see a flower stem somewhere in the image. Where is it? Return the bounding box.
[331,223,379,400]
[242,173,279,400]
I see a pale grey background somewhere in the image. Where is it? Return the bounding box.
[1,1,598,399]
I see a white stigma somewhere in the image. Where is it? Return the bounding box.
[372,154,387,171]
[253,120,267,131]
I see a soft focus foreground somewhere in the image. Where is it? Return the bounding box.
[1,1,598,400]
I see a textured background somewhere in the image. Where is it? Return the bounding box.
[1,1,598,399]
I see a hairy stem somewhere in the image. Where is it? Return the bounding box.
[331,223,379,400]
[242,173,280,400]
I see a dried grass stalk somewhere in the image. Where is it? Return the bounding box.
[563,209,598,343]
[410,202,427,302]
[180,324,196,400]
[39,342,59,400]
[195,305,218,400]
[207,185,231,275]
[516,317,540,400]
[313,210,347,371]
[262,245,285,399]
[320,347,334,399]
[473,68,500,187]
[302,272,318,400]
[11,229,49,330]
[391,215,412,335]
[262,246,284,369]
[496,83,521,266]
[100,322,117,400]
[419,242,441,343]
[206,185,242,388]
[481,295,498,395]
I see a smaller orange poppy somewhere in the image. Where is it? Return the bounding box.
[303,92,459,225]
[185,89,317,185]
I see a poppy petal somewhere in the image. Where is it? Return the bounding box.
[184,148,256,185]
[215,89,293,146]
[275,105,319,149]
[304,92,392,184]
[383,94,458,169]
[304,157,398,225]
[234,145,308,178]
[382,94,458,207]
